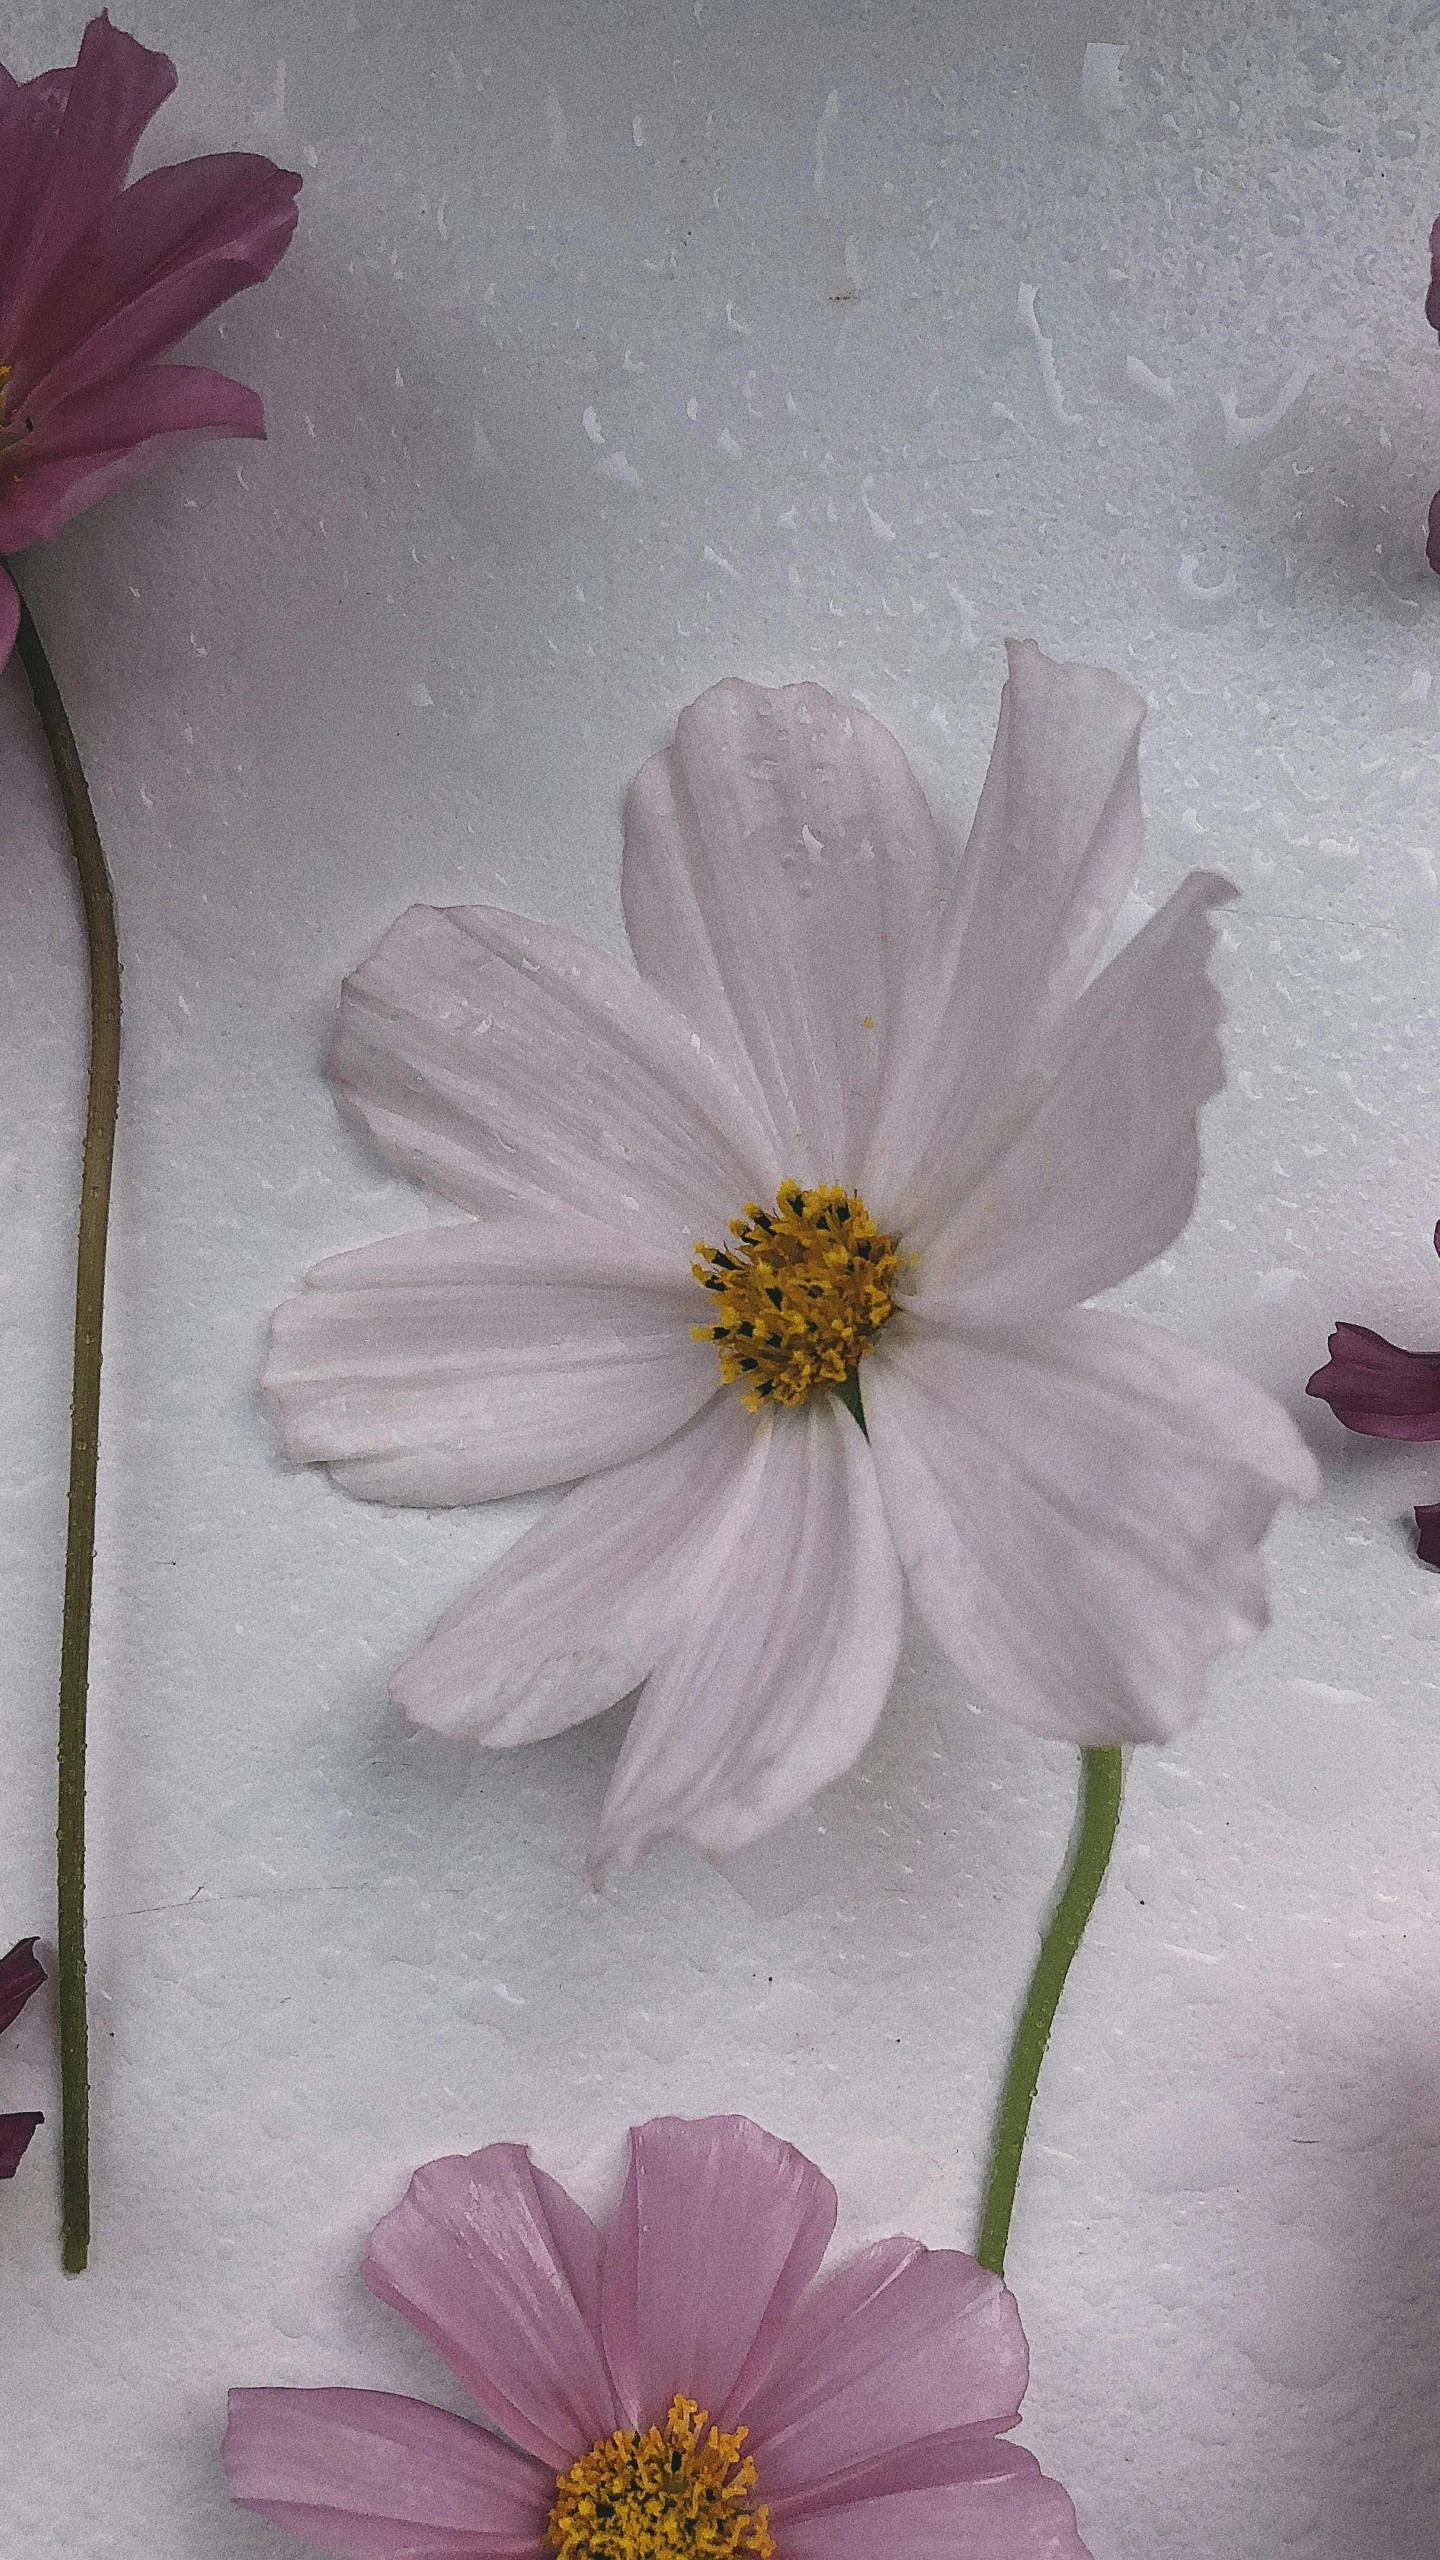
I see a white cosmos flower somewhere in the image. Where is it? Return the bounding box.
[265,640,1318,1878]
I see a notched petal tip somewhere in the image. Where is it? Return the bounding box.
[1001,629,1148,738]
[1306,1321,1440,1440]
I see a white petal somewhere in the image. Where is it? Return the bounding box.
[907,870,1235,1322]
[623,680,942,1183]
[393,1394,759,1743]
[592,1394,904,1873]
[863,640,1148,1229]
[863,1310,1319,1746]
[331,902,780,1251]
[264,1213,719,1503]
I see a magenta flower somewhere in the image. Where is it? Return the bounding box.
[0,1939,45,2179]
[1308,1220,1440,1565]
[225,2113,1089,2560]
[0,10,301,664]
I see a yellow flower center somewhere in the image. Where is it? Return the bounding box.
[692,1178,900,1409]
[546,2394,775,2560]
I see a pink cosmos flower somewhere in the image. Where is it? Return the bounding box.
[0,11,301,665]
[264,642,1318,1875]
[1308,1219,1440,1565]
[0,1938,46,2178]
[225,2111,1090,2560]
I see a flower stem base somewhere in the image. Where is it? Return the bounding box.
[976,1744,1124,2279]
[12,580,121,2275]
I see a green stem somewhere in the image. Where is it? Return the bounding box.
[12,584,121,2276]
[976,1744,1124,2279]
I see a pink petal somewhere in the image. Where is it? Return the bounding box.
[778,2440,1092,2560]
[329,903,779,1246]
[223,2385,552,2559]
[738,2239,1027,2500]
[0,72,73,345]
[1427,214,1440,338]
[590,1390,903,1871]
[0,362,264,550]
[0,569,15,672]
[863,640,1147,1232]
[905,870,1234,1319]
[864,1308,1319,1746]
[1307,1322,1440,1439]
[1430,489,1440,580]
[264,1213,717,1505]
[622,678,942,1182]
[0,1937,44,2035]
[0,2112,43,2177]
[393,1391,756,1745]
[600,2115,836,2430]
[1416,1502,1440,1567]
[363,2146,619,2468]
[10,150,301,416]
[0,17,175,353]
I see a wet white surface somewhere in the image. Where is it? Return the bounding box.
[3,3,1440,2554]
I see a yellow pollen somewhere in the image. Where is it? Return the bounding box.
[692,1178,901,1410]
[546,2394,775,2560]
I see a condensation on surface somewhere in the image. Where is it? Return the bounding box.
[3,4,1440,2556]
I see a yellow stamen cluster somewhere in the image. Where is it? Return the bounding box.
[546,2395,775,2560]
[693,1179,900,1409]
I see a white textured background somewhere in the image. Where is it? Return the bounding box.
[4,3,1440,2553]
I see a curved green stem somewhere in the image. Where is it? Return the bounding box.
[12,584,120,2275]
[976,1744,1124,2279]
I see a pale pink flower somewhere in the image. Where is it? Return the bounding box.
[0,11,301,663]
[225,2112,1091,2560]
[265,642,1318,1874]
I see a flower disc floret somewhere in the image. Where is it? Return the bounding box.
[693,1180,901,1409]
[546,2394,774,2560]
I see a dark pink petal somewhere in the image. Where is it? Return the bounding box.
[1427,215,1440,338]
[778,2438,1092,2560]
[1416,1503,1440,1567]
[0,1938,44,2035]
[0,2112,43,2177]
[739,2238,1028,2501]
[0,362,264,549]
[0,16,175,350]
[1428,488,1440,578]
[1306,1323,1440,1439]
[363,2146,618,2469]
[12,149,300,416]
[0,568,17,670]
[600,2115,836,2431]
[223,2386,553,2559]
[0,71,74,335]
